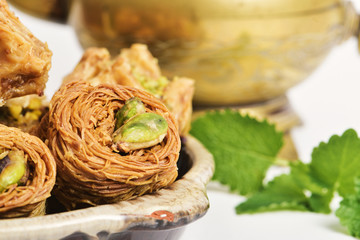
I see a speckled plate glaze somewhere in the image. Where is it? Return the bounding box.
[0,136,214,240]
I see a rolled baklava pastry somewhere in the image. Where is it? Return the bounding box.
[43,81,181,209]
[0,124,56,218]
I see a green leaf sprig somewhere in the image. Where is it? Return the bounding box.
[190,109,360,238]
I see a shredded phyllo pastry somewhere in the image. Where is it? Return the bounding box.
[0,124,56,218]
[63,44,194,136]
[0,0,52,105]
[39,81,181,209]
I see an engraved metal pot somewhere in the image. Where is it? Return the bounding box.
[68,0,360,106]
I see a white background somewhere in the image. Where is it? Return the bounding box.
[7,1,360,239]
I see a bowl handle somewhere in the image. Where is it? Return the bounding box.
[357,16,360,52]
[343,2,360,51]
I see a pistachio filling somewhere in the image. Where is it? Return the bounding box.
[133,70,169,98]
[113,99,168,153]
[0,149,27,193]
[114,97,146,130]
[2,96,44,124]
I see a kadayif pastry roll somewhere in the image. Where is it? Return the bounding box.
[0,124,56,218]
[40,81,180,209]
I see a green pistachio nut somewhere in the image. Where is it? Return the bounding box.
[115,97,146,130]
[0,150,27,193]
[113,112,168,152]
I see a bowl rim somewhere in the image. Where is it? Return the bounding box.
[0,135,214,240]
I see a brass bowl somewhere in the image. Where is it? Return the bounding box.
[68,0,360,106]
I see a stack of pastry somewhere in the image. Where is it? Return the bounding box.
[0,0,56,218]
[62,44,194,136]
[1,0,195,215]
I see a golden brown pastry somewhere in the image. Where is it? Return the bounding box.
[63,44,194,135]
[62,46,147,90]
[40,81,180,209]
[0,124,56,218]
[162,77,194,135]
[0,0,52,105]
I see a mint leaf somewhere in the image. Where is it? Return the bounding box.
[308,192,334,213]
[290,161,326,195]
[236,174,310,213]
[303,129,360,213]
[190,110,283,195]
[290,161,333,213]
[309,129,360,197]
[235,129,360,214]
[336,178,360,238]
